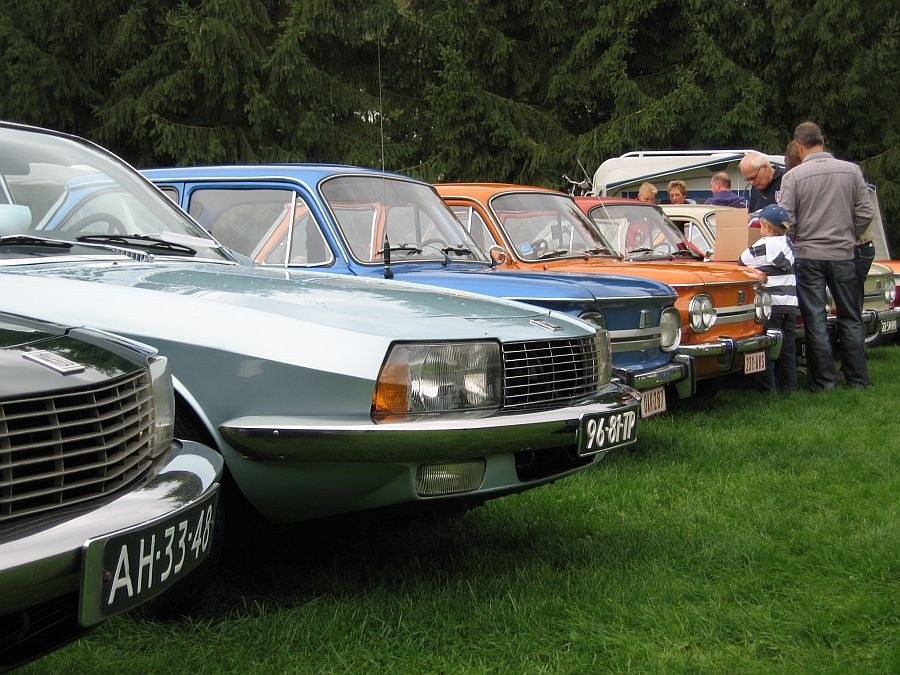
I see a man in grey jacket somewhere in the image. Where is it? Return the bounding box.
[780,121,874,390]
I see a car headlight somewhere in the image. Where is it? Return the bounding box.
[659,306,682,351]
[579,311,606,330]
[593,331,613,386]
[884,277,896,304]
[688,294,717,332]
[755,288,773,323]
[372,342,502,422]
[148,354,175,457]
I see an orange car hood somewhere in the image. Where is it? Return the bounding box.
[531,258,765,287]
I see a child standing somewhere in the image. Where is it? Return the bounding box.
[739,204,799,391]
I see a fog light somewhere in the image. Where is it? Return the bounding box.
[416,459,486,496]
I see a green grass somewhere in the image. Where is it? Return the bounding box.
[25,346,900,674]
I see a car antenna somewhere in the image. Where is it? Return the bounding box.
[376,31,392,281]
[382,232,393,279]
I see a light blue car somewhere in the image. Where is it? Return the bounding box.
[142,164,693,414]
[0,121,641,525]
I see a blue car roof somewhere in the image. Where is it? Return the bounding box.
[142,164,412,189]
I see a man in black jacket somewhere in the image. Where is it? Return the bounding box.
[740,151,785,213]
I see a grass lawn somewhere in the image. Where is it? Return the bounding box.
[25,345,899,674]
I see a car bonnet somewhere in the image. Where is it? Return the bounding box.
[0,260,596,344]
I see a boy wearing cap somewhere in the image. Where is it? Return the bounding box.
[739,204,799,391]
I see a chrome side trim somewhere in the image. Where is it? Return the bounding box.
[610,338,659,352]
[713,303,756,325]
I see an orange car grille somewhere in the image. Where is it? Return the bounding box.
[0,369,156,523]
[502,337,599,410]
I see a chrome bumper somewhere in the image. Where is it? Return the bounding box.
[676,330,783,371]
[219,383,642,462]
[0,440,222,622]
[861,307,899,342]
[613,355,695,400]
[613,358,691,390]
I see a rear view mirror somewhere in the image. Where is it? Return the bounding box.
[489,245,508,265]
[0,204,32,234]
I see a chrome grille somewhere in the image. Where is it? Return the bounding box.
[0,369,156,523]
[502,337,599,410]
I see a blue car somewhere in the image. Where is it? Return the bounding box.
[144,165,692,416]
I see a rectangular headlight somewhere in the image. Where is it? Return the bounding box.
[594,331,612,386]
[372,342,502,423]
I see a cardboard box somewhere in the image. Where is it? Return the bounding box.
[711,208,759,261]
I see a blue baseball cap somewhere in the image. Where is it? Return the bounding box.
[758,203,790,228]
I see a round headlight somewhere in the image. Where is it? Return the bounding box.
[688,294,716,332]
[579,311,606,330]
[755,288,773,323]
[659,306,682,352]
[884,277,896,304]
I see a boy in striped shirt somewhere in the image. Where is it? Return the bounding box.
[740,204,799,391]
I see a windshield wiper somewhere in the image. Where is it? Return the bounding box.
[440,245,474,257]
[583,246,617,256]
[627,247,656,255]
[379,243,423,255]
[537,248,571,260]
[0,235,73,249]
[75,233,197,256]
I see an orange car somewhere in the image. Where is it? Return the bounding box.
[436,184,783,391]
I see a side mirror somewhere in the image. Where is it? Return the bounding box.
[0,204,32,235]
[489,245,508,265]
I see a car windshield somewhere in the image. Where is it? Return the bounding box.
[319,175,489,264]
[587,202,700,258]
[489,192,617,260]
[0,125,230,261]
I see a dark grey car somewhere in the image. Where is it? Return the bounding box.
[0,312,222,670]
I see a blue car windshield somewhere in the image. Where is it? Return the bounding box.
[319,175,489,264]
[0,125,229,260]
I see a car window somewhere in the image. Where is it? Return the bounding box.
[449,205,493,250]
[589,203,686,255]
[320,175,488,264]
[0,127,227,259]
[188,187,332,266]
[490,192,611,260]
[674,217,712,252]
[159,186,179,203]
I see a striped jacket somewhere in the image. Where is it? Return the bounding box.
[739,235,799,314]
